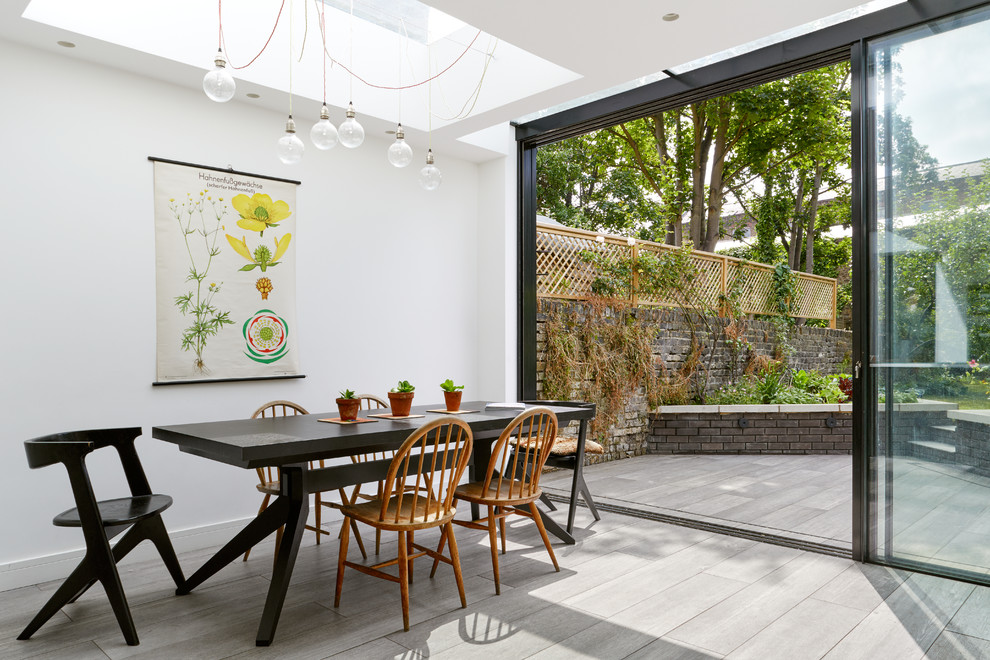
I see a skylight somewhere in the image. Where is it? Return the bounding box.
[22,0,578,133]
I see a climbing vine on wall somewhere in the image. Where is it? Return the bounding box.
[542,300,660,440]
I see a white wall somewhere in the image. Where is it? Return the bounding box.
[0,38,514,588]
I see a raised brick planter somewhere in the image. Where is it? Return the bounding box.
[648,404,853,455]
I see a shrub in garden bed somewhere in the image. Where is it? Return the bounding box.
[707,365,850,405]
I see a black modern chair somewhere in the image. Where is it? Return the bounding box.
[18,427,185,646]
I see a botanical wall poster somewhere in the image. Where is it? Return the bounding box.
[152,159,301,383]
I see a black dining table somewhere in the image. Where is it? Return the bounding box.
[152,400,595,646]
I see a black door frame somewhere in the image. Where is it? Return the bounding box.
[515,0,990,565]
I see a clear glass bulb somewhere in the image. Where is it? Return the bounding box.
[310,105,338,150]
[338,102,365,149]
[387,123,413,168]
[419,149,442,191]
[203,50,236,103]
[276,116,305,165]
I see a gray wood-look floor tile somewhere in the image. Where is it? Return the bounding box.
[925,630,990,660]
[724,597,867,659]
[945,584,990,642]
[5,472,990,660]
[823,572,975,660]
[811,563,909,613]
[664,552,851,655]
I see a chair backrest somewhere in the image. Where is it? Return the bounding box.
[378,417,473,525]
[23,427,152,528]
[358,393,388,410]
[350,395,391,465]
[251,401,309,483]
[484,407,558,500]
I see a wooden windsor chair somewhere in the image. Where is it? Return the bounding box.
[322,393,392,555]
[244,400,357,561]
[334,417,473,631]
[432,406,559,595]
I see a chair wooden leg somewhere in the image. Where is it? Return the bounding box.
[97,556,139,645]
[350,519,368,559]
[334,517,351,608]
[273,525,284,569]
[397,530,410,631]
[245,493,271,561]
[18,557,96,640]
[487,505,501,595]
[530,502,559,572]
[407,531,415,584]
[445,524,467,608]
[498,508,507,555]
[376,529,382,555]
[430,528,448,578]
[314,493,322,545]
[145,515,186,589]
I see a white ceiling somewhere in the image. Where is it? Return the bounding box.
[2,0,885,162]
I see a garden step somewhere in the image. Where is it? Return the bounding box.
[909,439,956,454]
[931,424,957,433]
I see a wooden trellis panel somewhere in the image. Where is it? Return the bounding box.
[536,224,838,327]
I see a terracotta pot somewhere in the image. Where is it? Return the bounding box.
[387,391,414,417]
[336,398,361,422]
[443,390,463,412]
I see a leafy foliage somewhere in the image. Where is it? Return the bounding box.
[541,302,660,440]
[338,389,357,399]
[439,379,464,392]
[170,193,235,371]
[391,380,415,393]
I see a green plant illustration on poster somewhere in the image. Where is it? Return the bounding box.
[243,309,290,364]
[225,233,292,272]
[232,193,292,236]
[170,190,235,371]
[154,160,300,383]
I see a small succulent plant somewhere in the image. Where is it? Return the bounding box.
[338,389,357,399]
[391,380,415,393]
[440,379,464,392]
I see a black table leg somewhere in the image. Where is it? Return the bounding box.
[567,419,591,534]
[469,432,495,521]
[256,465,308,647]
[177,496,289,595]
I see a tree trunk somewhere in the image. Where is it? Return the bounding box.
[690,102,712,247]
[703,98,731,252]
[805,164,823,274]
[788,176,806,270]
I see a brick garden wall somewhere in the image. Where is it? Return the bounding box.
[648,406,852,455]
[537,300,853,462]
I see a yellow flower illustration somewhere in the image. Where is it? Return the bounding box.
[231,193,291,235]
[225,233,292,272]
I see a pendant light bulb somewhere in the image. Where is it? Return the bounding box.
[310,104,338,150]
[338,102,365,149]
[276,116,305,165]
[418,149,442,191]
[203,49,236,103]
[387,123,414,168]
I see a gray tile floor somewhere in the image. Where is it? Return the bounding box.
[542,454,853,549]
[5,503,990,659]
[544,453,990,577]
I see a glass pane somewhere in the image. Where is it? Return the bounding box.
[869,6,990,579]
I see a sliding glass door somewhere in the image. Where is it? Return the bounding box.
[866,5,990,580]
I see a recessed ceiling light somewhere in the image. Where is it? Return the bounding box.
[56,40,75,47]
[662,13,679,22]
[246,93,260,99]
